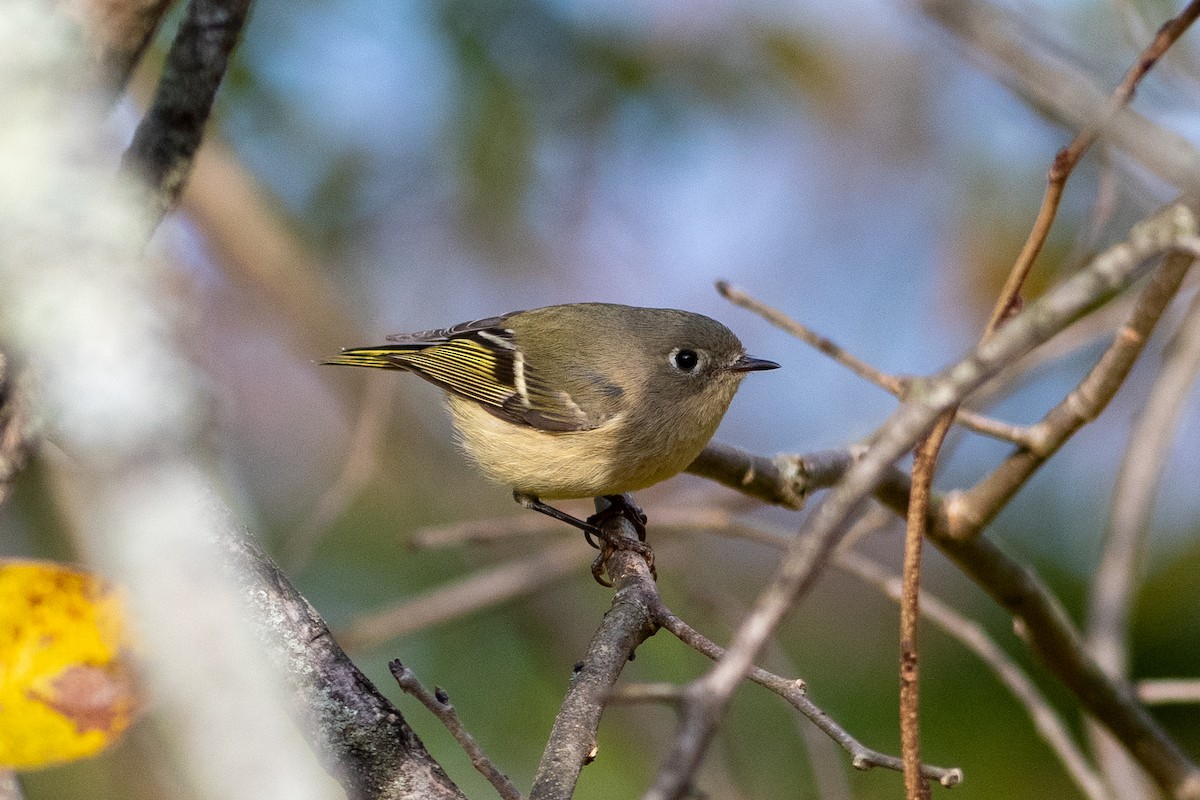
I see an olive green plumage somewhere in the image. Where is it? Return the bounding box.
[325,303,778,500]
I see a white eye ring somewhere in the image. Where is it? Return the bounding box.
[669,348,700,372]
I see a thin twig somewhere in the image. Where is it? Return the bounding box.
[884,3,1200,780]
[982,0,1200,332]
[923,0,1200,196]
[716,281,1035,447]
[650,598,962,787]
[699,519,1108,800]
[643,206,1200,800]
[1138,680,1200,705]
[122,0,254,225]
[1084,289,1200,797]
[683,439,1198,798]
[339,540,592,651]
[834,550,1113,800]
[947,244,1198,542]
[900,418,947,800]
[390,661,523,800]
[953,24,1200,794]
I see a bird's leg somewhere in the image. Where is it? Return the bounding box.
[512,490,604,549]
[512,491,656,586]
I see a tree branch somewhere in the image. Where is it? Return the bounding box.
[922,0,1200,196]
[390,661,522,800]
[529,504,659,800]
[221,532,467,800]
[645,205,1200,800]
[946,245,1198,542]
[650,596,962,787]
[1084,288,1200,797]
[834,550,1112,800]
[122,0,254,224]
[0,353,36,509]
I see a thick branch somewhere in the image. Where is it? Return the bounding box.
[122,0,253,223]
[0,353,36,508]
[220,531,466,800]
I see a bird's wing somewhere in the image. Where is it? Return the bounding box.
[327,316,614,432]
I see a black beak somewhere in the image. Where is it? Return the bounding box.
[728,354,780,373]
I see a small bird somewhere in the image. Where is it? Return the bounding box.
[326,303,778,583]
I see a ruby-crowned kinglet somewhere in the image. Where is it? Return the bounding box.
[327,303,777,573]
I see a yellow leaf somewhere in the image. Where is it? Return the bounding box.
[0,560,140,770]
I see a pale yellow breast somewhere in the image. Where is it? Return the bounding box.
[445,395,713,500]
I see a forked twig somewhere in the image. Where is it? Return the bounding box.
[391,661,523,800]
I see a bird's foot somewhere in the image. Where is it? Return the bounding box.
[587,495,648,541]
[590,537,655,587]
[587,495,655,586]
[512,490,656,586]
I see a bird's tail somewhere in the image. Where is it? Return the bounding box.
[323,346,420,369]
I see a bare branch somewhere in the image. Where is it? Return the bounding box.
[391,661,522,800]
[122,0,254,224]
[948,246,1197,542]
[340,540,591,651]
[1085,289,1200,797]
[981,0,1200,332]
[222,533,467,800]
[900,416,948,800]
[922,0,1200,195]
[687,442,852,510]
[703,519,1105,799]
[1138,680,1200,706]
[835,551,1112,800]
[644,205,1200,800]
[529,506,659,800]
[650,596,962,787]
[716,281,1035,447]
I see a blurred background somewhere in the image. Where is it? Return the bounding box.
[4,0,1200,797]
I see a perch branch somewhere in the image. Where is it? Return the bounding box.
[529,503,659,800]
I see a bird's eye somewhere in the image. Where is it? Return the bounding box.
[670,348,700,372]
